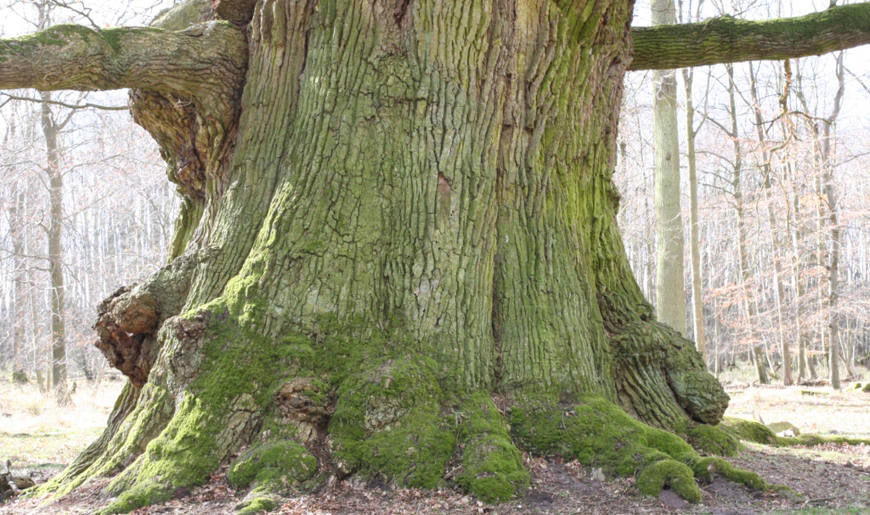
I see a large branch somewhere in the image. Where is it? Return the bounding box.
[631,3,870,70]
[0,21,247,113]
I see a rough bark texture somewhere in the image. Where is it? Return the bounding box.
[631,3,870,70]
[2,0,808,511]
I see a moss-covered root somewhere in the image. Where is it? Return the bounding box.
[692,457,767,490]
[721,417,870,447]
[95,395,228,514]
[636,459,700,502]
[454,394,530,502]
[228,440,318,513]
[327,357,456,488]
[687,424,739,457]
[510,394,703,501]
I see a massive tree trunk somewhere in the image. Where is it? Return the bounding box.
[4,0,870,511]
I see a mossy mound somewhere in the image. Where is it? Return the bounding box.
[327,357,456,488]
[636,459,700,502]
[235,494,281,514]
[509,394,705,501]
[454,394,530,502]
[720,417,777,444]
[687,424,739,456]
[228,440,317,489]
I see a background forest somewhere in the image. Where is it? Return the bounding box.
[618,0,870,385]
[0,0,868,390]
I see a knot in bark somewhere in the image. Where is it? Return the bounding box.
[276,377,332,442]
[94,285,160,387]
[212,0,258,26]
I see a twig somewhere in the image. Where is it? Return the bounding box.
[0,93,127,112]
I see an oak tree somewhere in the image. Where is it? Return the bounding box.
[3,0,870,511]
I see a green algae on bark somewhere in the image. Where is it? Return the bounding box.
[5,0,819,510]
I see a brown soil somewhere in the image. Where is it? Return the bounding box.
[2,444,868,514]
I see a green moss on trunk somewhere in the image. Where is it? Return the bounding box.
[328,357,455,488]
[36,0,739,511]
[454,394,530,502]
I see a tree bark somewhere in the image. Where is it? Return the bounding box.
[823,54,845,390]
[7,179,29,383]
[632,3,870,70]
[11,0,868,510]
[41,92,70,405]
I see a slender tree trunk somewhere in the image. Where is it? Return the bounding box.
[813,166,827,379]
[748,62,791,385]
[8,180,29,383]
[652,0,687,336]
[40,92,70,405]
[822,57,844,389]
[682,66,706,361]
[787,162,812,383]
[725,64,768,384]
[824,153,840,389]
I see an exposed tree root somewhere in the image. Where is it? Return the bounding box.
[508,394,773,503]
[33,304,777,513]
[721,417,870,447]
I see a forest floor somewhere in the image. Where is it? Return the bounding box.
[0,377,868,514]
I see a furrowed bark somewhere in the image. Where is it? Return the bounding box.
[0,22,247,120]
[631,3,870,70]
[2,0,772,510]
